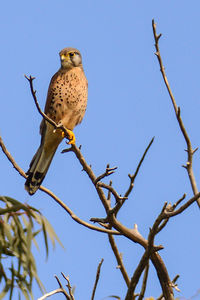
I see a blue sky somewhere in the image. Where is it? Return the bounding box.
[1,1,200,299]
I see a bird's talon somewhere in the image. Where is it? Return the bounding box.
[66,129,76,145]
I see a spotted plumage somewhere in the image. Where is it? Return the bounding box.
[25,47,88,195]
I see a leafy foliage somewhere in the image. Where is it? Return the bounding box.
[0,196,63,299]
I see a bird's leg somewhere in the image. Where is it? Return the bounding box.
[62,129,76,145]
[55,123,76,145]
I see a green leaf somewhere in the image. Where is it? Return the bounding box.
[41,219,49,259]
[42,216,64,249]
[0,281,10,299]
[3,222,13,245]
[32,235,40,251]
[26,219,32,259]
[0,196,23,206]
[31,269,46,293]
[18,285,30,300]
[9,264,14,300]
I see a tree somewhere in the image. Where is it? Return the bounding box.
[0,20,199,300]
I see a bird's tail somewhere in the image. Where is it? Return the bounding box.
[25,144,58,195]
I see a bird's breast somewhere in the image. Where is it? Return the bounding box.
[46,67,88,130]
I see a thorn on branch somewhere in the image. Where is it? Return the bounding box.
[157,33,162,41]
[182,164,187,169]
[193,147,199,155]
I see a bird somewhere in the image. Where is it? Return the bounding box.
[25,47,88,195]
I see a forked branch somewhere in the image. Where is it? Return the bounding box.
[152,20,200,208]
[38,272,74,300]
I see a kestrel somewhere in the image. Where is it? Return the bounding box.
[25,47,88,195]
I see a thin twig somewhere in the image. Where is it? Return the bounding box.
[164,192,200,218]
[124,251,150,300]
[91,258,104,300]
[37,288,66,300]
[107,180,112,202]
[94,164,117,185]
[38,273,74,300]
[125,137,155,199]
[156,275,180,300]
[114,137,155,217]
[108,234,130,287]
[152,20,200,208]
[55,275,70,298]
[138,262,149,300]
[97,182,127,203]
[172,193,186,210]
[61,273,75,300]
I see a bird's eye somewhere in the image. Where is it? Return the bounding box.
[69,52,75,57]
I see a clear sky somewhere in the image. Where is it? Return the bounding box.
[1,1,200,299]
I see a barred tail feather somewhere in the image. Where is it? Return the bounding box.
[25,145,58,195]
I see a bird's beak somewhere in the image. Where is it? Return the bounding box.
[61,54,66,61]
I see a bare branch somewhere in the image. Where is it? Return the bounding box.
[164,192,200,218]
[37,288,66,300]
[172,193,186,210]
[107,180,112,202]
[94,164,118,185]
[113,137,155,217]
[156,275,180,300]
[54,275,70,298]
[152,20,200,208]
[125,251,150,300]
[0,135,119,235]
[38,273,75,300]
[0,136,27,178]
[61,273,75,300]
[138,262,149,300]
[91,258,104,300]
[97,182,128,203]
[41,185,120,235]
[125,137,155,199]
[108,234,130,287]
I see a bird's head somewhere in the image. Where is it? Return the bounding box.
[59,47,82,69]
